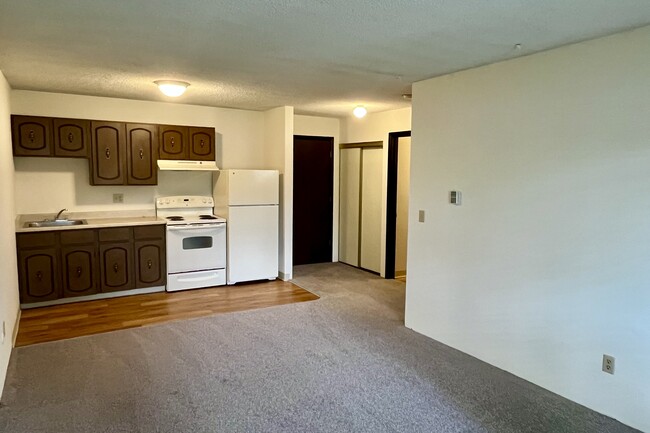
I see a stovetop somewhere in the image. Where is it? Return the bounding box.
[156,196,226,225]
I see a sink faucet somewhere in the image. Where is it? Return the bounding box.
[54,208,68,220]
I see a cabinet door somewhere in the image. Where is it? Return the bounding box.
[158,125,188,160]
[18,248,60,303]
[11,115,53,156]
[61,245,99,297]
[135,239,166,288]
[99,242,134,292]
[90,122,126,185]
[188,127,215,161]
[126,124,158,185]
[53,118,90,158]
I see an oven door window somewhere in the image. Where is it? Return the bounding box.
[182,236,213,250]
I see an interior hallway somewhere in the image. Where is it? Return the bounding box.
[0,263,639,433]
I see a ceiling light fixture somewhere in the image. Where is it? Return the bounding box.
[155,80,190,97]
[353,105,367,118]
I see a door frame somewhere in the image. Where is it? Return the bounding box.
[385,130,411,279]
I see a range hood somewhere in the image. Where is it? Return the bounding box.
[157,160,220,171]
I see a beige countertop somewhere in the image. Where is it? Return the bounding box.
[16,210,166,233]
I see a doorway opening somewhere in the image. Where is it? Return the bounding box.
[385,131,411,280]
[293,135,334,266]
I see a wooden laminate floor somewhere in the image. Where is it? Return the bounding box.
[16,280,319,347]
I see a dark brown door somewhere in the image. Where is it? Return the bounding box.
[100,243,134,292]
[91,122,126,185]
[293,135,334,265]
[11,115,52,156]
[18,248,60,302]
[135,239,166,287]
[53,118,90,158]
[158,125,188,160]
[61,245,99,297]
[126,124,158,185]
[188,127,215,161]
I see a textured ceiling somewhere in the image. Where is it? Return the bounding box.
[1,1,649,117]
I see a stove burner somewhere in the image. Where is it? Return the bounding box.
[199,215,217,220]
[166,216,185,221]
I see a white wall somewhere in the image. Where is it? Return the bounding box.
[294,115,341,261]
[342,108,411,276]
[263,106,294,280]
[407,26,650,432]
[11,91,265,214]
[0,71,20,397]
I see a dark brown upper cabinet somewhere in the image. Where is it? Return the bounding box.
[159,125,188,160]
[159,125,216,161]
[53,118,90,158]
[12,115,53,156]
[189,127,215,161]
[90,121,126,185]
[126,124,158,185]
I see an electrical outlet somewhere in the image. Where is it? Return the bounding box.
[113,193,124,203]
[602,354,615,375]
[418,210,425,223]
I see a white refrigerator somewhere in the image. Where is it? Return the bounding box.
[212,170,279,284]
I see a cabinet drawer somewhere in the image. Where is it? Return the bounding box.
[17,232,57,249]
[98,227,132,242]
[60,229,96,245]
[133,225,165,240]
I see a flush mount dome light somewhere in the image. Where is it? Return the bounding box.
[155,80,190,97]
[353,105,367,118]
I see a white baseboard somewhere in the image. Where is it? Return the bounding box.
[278,271,292,281]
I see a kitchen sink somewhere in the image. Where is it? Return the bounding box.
[25,219,87,228]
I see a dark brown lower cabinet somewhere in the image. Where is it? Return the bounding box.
[16,224,166,304]
[61,245,99,297]
[18,248,61,303]
[135,240,165,288]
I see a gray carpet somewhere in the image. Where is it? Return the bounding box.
[0,263,640,433]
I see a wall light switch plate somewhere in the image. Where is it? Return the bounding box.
[1,321,5,344]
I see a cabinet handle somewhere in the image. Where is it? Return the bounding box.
[76,266,82,277]
[36,271,43,280]
[147,259,153,269]
[113,263,119,273]
[105,148,111,159]
[68,132,74,143]
[29,130,35,142]
[139,149,144,159]
[171,137,175,146]
[200,139,205,148]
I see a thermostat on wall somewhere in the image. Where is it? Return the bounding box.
[450,191,462,205]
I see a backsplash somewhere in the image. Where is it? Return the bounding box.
[14,157,212,214]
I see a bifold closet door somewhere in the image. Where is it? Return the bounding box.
[338,146,382,273]
[339,148,360,266]
[359,148,382,273]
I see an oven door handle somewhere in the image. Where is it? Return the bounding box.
[167,223,225,231]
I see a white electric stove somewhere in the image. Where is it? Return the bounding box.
[156,196,227,292]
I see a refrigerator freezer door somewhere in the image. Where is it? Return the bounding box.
[227,205,279,284]
[228,170,279,206]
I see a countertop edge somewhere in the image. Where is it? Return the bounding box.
[16,214,167,233]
